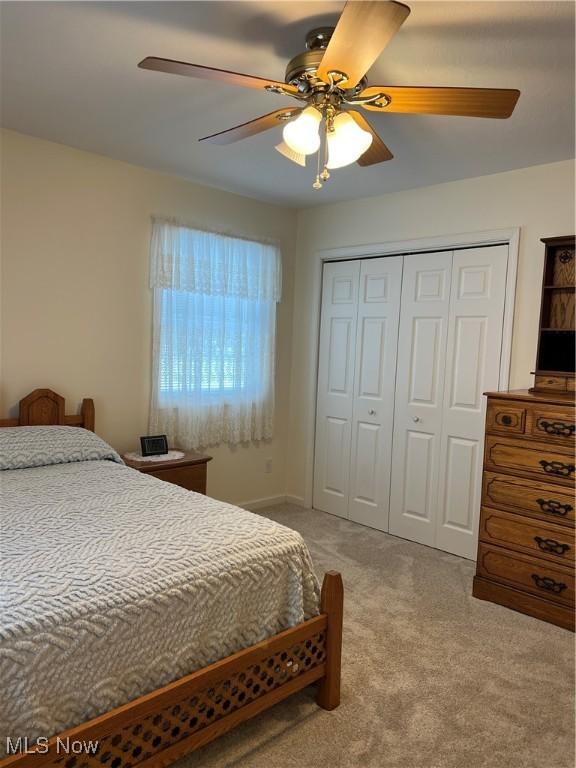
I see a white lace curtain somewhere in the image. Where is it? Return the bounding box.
[149,218,281,449]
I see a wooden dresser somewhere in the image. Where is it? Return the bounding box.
[473,390,575,630]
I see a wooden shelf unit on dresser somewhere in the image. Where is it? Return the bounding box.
[531,235,575,394]
[473,390,575,631]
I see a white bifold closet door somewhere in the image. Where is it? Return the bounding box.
[314,256,402,530]
[389,245,508,559]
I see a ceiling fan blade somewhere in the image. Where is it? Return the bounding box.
[199,108,302,145]
[138,57,298,95]
[348,111,393,165]
[317,1,410,89]
[359,86,520,118]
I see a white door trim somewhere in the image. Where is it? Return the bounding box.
[304,227,520,510]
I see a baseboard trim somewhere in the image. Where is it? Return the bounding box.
[238,495,308,512]
[239,495,287,511]
[285,495,306,507]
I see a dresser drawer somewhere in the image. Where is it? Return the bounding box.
[486,400,526,435]
[480,507,575,564]
[533,375,569,393]
[528,404,575,445]
[148,464,207,493]
[477,544,575,607]
[482,472,575,525]
[484,436,575,486]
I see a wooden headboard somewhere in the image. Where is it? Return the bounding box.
[0,389,95,430]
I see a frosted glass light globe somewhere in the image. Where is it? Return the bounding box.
[282,107,322,155]
[326,112,373,169]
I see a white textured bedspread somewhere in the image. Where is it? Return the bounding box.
[0,460,319,749]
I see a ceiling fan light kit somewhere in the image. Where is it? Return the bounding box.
[283,106,322,155]
[275,141,306,167]
[326,112,373,169]
[139,0,521,191]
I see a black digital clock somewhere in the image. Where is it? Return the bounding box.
[140,434,169,456]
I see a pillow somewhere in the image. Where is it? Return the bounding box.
[0,425,123,471]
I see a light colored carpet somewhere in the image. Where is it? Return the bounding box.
[178,504,574,768]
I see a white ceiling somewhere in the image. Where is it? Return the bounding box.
[1,1,574,207]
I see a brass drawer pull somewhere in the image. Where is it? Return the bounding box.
[533,536,570,556]
[539,459,575,477]
[531,574,567,594]
[539,420,575,438]
[536,498,573,516]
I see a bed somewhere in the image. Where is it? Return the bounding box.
[0,389,343,768]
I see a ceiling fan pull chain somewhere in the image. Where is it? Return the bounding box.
[312,116,326,190]
[320,118,330,182]
[313,134,322,189]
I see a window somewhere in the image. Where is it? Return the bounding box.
[158,291,267,397]
[149,219,281,449]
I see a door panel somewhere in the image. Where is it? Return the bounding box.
[436,246,508,558]
[324,417,350,496]
[327,318,354,394]
[403,430,435,521]
[349,256,402,529]
[313,261,360,518]
[415,268,448,301]
[442,436,478,530]
[408,317,443,405]
[389,251,452,546]
[358,317,386,397]
[449,317,487,409]
[353,421,380,504]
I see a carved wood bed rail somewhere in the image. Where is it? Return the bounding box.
[0,390,344,768]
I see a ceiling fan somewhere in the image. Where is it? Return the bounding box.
[139,0,520,190]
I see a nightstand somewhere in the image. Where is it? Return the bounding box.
[123,451,212,494]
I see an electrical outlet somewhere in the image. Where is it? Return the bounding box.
[264,457,273,474]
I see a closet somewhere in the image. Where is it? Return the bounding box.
[313,245,509,559]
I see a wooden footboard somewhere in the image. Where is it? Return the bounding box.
[1,572,343,768]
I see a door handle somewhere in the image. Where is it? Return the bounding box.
[368,409,376,416]
[413,416,421,423]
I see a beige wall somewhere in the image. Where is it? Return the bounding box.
[0,129,298,505]
[2,130,574,507]
[287,160,575,502]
